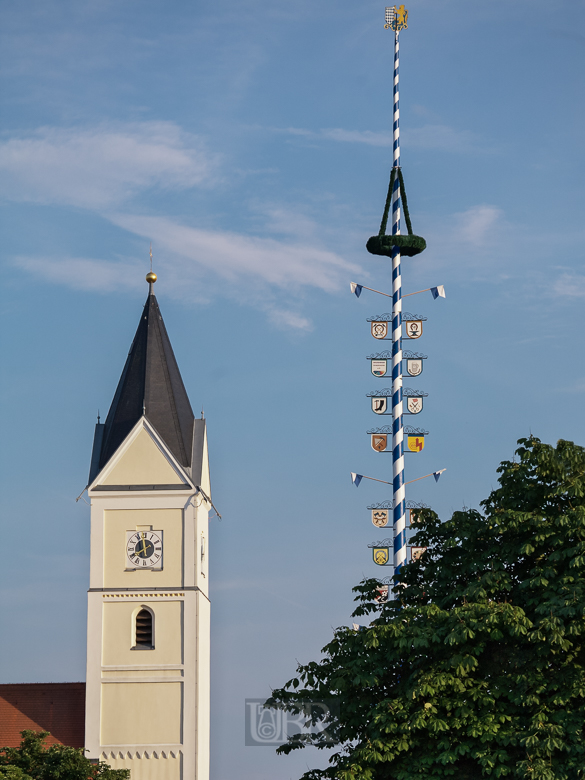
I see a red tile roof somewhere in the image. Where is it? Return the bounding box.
[0,683,86,749]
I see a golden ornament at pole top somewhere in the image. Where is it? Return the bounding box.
[384,5,408,30]
[146,271,157,284]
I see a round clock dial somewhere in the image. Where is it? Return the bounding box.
[127,531,163,568]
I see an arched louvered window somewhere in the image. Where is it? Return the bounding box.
[134,608,153,649]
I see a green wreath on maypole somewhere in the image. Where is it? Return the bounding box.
[366,167,426,257]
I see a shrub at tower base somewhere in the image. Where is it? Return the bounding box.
[0,732,130,780]
[266,438,585,779]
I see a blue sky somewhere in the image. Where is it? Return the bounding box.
[1,0,584,777]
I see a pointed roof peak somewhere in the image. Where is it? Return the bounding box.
[96,288,195,474]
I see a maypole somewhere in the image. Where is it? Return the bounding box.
[389,9,406,572]
[350,5,447,585]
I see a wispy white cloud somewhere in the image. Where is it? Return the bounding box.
[280,125,392,147]
[399,203,514,287]
[557,378,585,394]
[319,128,392,146]
[12,212,362,328]
[3,116,364,329]
[266,308,312,332]
[454,205,503,245]
[13,256,144,293]
[108,213,359,293]
[404,124,485,152]
[280,123,486,152]
[0,122,220,209]
[553,272,585,298]
[258,206,327,240]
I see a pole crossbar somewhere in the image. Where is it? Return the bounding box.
[351,470,445,488]
[350,282,444,299]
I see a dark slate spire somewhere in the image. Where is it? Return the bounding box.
[96,282,194,474]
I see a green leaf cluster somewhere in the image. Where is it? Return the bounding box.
[266,438,585,778]
[0,731,130,780]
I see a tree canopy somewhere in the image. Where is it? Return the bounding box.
[0,731,129,780]
[267,438,585,779]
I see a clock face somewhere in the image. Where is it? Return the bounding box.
[126,531,163,569]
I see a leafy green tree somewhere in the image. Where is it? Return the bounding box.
[267,438,585,779]
[0,731,130,780]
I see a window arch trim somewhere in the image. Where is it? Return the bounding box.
[131,605,155,650]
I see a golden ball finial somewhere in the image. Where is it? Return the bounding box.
[146,271,157,284]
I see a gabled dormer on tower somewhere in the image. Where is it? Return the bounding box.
[85,274,210,780]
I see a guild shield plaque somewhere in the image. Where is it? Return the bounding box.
[371,321,388,340]
[407,397,423,414]
[373,547,390,566]
[409,508,422,527]
[371,359,387,377]
[372,397,387,415]
[407,436,425,453]
[411,546,427,562]
[406,359,422,377]
[374,585,389,603]
[372,434,388,452]
[405,320,423,339]
[372,509,389,527]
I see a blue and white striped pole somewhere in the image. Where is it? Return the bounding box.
[390,24,406,573]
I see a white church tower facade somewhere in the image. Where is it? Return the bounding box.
[84,274,211,780]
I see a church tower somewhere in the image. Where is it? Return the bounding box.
[84,273,211,780]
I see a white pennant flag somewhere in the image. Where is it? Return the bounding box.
[350,282,363,298]
[351,472,363,487]
[430,285,446,299]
